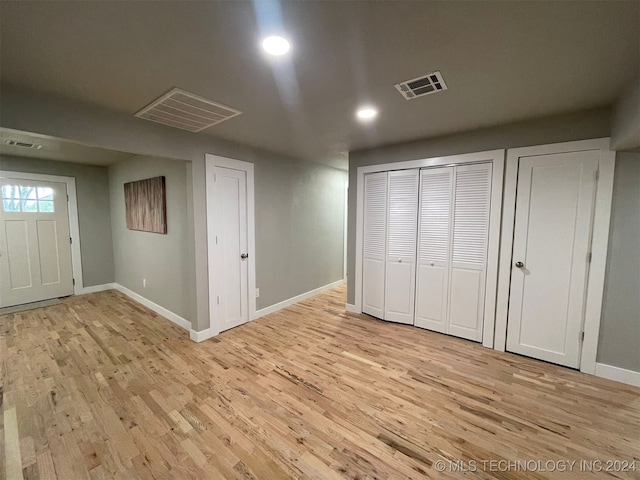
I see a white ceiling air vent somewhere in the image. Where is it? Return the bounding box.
[135,88,242,132]
[4,139,43,149]
[395,71,448,100]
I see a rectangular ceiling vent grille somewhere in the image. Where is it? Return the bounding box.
[395,71,448,100]
[135,88,242,132]
[4,139,43,149]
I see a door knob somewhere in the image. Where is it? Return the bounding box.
[240,253,249,259]
[515,261,524,268]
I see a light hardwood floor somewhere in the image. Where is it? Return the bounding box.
[1,285,639,479]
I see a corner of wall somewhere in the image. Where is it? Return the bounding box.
[611,78,640,151]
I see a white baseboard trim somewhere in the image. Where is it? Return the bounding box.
[190,328,217,343]
[77,282,199,340]
[85,280,344,343]
[113,284,192,331]
[345,303,359,314]
[594,363,640,387]
[76,283,117,295]
[254,279,345,320]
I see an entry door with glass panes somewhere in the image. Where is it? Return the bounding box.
[0,178,74,307]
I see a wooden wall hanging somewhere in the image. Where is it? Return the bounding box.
[124,176,167,234]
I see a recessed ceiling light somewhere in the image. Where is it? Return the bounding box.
[261,36,290,56]
[356,106,378,121]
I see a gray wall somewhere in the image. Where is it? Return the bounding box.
[256,161,346,309]
[611,79,640,151]
[108,156,195,323]
[107,154,346,324]
[597,153,640,371]
[0,154,115,286]
[0,87,348,331]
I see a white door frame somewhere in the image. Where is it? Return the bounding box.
[0,170,85,295]
[354,149,505,348]
[344,180,348,281]
[494,138,615,374]
[204,154,256,335]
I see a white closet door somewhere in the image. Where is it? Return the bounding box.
[415,167,453,333]
[447,163,492,341]
[362,172,388,318]
[384,169,419,324]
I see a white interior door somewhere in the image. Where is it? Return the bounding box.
[211,166,249,332]
[362,172,388,318]
[506,151,598,368]
[447,163,492,341]
[415,167,453,333]
[0,178,73,307]
[384,169,419,324]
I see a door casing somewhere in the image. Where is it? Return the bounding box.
[355,149,505,348]
[0,178,74,306]
[495,138,616,375]
[505,151,598,368]
[205,154,256,336]
[0,170,85,295]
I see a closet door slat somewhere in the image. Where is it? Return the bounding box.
[362,172,388,318]
[448,163,492,341]
[415,167,453,333]
[384,169,419,324]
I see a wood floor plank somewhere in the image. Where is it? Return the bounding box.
[4,406,24,480]
[1,286,639,479]
[35,451,56,480]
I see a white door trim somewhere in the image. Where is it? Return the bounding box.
[0,170,85,295]
[344,180,348,281]
[354,149,505,348]
[494,138,615,374]
[204,154,256,336]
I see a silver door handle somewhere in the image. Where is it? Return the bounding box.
[515,261,524,268]
[240,253,249,259]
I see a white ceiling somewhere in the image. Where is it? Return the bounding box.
[0,129,136,166]
[0,1,638,165]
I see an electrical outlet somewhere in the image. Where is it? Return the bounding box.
[255,288,260,298]
[143,278,147,288]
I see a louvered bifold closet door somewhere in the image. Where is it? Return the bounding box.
[415,167,453,333]
[384,169,419,324]
[447,163,492,341]
[362,172,388,318]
